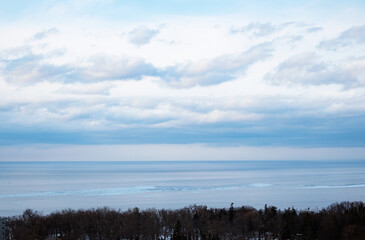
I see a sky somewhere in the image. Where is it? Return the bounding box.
[1,0,365,160]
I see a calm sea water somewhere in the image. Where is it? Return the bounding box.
[1,161,365,216]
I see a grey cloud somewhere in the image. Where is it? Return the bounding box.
[70,43,271,87]
[307,27,322,33]
[1,52,73,84]
[318,25,365,50]
[0,46,32,59]
[128,26,159,46]
[162,43,273,88]
[231,22,292,37]
[265,53,358,87]
[78,43,272,87]
[1,42,271,88]
[0,45,157,84]
[287,35,303,43]
[78,55,158,81]
[32,28,59,40]
[231,22,276,37]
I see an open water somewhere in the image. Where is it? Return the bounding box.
[1,161,365,216]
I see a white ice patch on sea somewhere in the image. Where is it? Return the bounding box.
[298,183,365,189]
[0,183,276,199]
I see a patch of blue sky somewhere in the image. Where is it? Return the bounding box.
[0,0,37,20]
[2,0,365,22]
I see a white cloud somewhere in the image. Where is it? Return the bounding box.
[128,26,159,46]
[318,25,365,50]
[162,43,272,88]
[230,22,292,37]
[265,53,360,87]
[78,54,157,81]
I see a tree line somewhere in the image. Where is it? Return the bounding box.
[3,201,365,240]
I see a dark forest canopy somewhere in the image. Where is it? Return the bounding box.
[2,201,365,240]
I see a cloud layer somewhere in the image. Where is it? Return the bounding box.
[0,0,365,148]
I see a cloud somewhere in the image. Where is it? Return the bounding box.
[32,27,59,40]
[231,22,291,37]
[106,101,260,128]
[0,40,271,87]
[318,25,365,50]
[0,45,157,83]
[161,43,272,88]
[265,53,358,87]
[306,27,322,33]
[342,57,365,86]
[1,13,365,149]
[287,35,303,43]
[128,26,159,45]
[0,52,73,84]
[78,54,158,81]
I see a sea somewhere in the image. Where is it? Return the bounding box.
[1,161,365,216]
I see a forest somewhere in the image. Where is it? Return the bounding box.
[2,201,365,240]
